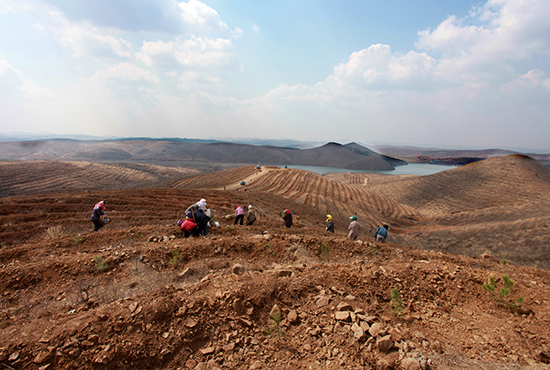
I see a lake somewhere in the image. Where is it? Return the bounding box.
[285,163,458,176]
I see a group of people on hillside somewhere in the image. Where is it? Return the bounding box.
[90,198,389,242]
[234,205,256,226]
[326,213,388,243]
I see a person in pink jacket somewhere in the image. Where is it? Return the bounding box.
[234,205,245,225]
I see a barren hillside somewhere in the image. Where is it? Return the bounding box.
[329,155,550,269]
[1,187,550,370]
[0,161,198,198]
[1,156,550,369]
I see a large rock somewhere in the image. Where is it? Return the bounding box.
[377,334,393,353]
[400,357,421,370]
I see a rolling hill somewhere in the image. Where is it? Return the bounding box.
[1,154,550,369]
[0,140,404,170]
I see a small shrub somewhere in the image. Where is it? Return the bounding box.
[320,243,329,260]
[370,244,377,255]
[46,225,68,239]
[73,235,82,245]
[266,310,285,338]
[170,249,183,266]
[482,274,524,309]
[390,288,404,315]
[94,256,108,273]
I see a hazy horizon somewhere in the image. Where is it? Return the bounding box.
[1,1,549,150]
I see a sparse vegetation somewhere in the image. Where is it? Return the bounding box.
[73,234,82,245]
[390,287,404,315]
[482,274,525,309]
[170,248,183,266]
[46,225,68,239]
[320,243,329,260]
[265,309,285,338]
[94,256,108,273]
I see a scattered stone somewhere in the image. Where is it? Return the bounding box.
[401,357,421,370]
[223,343,235,352]
[33,350,52,364]
[278,269,292,277]
[377,334,393,353]
[316,296,330,307]
[177,306,187,317]
[8,351,19,362]
[160,348,171,357]
[369,322,383,337]
[336,301,353,312]
[287,309,299,324]
[179,268,193,279]
[232,298,243,314]
[184,318,197,328]
[185,359,197,369]
[335,311,351,322]
[128,302,138,313]
[389,327,403,342]
[200,346,215,355]
[351,323,367,342]
[232,263,244,275]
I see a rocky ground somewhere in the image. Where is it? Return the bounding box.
[1,187,550,369]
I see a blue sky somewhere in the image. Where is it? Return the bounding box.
[1,0,549,150]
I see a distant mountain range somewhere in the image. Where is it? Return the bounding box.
[0,140,405,170]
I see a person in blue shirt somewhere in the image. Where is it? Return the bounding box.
[374,224,389,243]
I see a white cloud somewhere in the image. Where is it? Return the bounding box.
[137,36,236,69]
[178,0,229,35]
[79,62,160,86]
[0,58,53,99]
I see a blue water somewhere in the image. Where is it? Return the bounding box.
[284,163,458,176]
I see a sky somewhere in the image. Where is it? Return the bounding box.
[1,0,549,150]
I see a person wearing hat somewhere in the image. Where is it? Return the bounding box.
[348,215,360,240]
[374,224,389,243]
[90,200,107,232]
[282,209,293,228]
[234,205,245,225]
[185,198,207,214]
[325,214,334,233]
[246,205,256,226]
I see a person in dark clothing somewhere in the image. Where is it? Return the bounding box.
[282,209,293,228]
[90,200,107,232]
[325,214,334,233]
[178,218,198,238]
[188,209,211,236]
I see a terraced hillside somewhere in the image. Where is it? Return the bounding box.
[170,166,419,235]
[0,161,198,198]
[328,155,550,268]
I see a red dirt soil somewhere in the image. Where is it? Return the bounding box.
[1,157,550,369]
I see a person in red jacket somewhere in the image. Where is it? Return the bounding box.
[178,218,198,238]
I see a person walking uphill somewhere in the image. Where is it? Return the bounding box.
[246,205,256,226]
[374,224,389,243]
[282,209,293,228]
[91,200,107,232]
[234,205,245,225]
[348,215,360,240]
[326,214,334,233]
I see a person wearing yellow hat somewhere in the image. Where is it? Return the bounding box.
[325,214,334,233]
